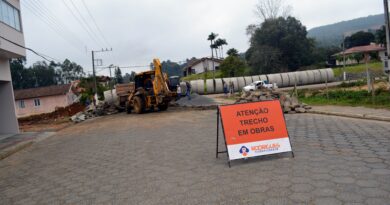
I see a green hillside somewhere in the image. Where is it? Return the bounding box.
[308,14,384,47]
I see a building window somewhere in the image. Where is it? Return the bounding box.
[0,0,21,31]
[19,100,25,108]
[34,99,41,107]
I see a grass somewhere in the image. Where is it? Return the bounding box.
[333,61,384,77]
[298,88,390,109]
[181,70,223,81]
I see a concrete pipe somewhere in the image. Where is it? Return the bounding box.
[296,71,308,85]
[180,82,187,94]
[305,70,315,84]
[223,77,239,92]
[104,89,117,104]
[206,79,215,94]
[236,77,246,90]
[244,76,253,86]
[251,75,260,82]
[259,75,268,82]
[215,79,224,94]
[196,80,205,94]
[318,69,329,83]
[313,70,322,84]
[287,72,298,87]
[280,73,290,87]
[190,80,200,94]
[266,74,283,87]
[325,68,335,82]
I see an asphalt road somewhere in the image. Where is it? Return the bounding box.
[0,110,390,204]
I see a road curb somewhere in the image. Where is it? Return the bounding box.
[0,141,33,160]
[0,132,56,161]
[308,110,390,122]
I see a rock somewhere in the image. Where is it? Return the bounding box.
[288,111,296,114]
[295,108,307,113]
[259,96,267,101]
[283,107,292,113]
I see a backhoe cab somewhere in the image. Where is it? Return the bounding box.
[125,59,176,114]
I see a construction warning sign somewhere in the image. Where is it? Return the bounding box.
[219,100,292,160]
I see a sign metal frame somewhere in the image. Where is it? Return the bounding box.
[216,100,294,167]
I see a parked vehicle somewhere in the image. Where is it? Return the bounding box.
[243,80,274,92]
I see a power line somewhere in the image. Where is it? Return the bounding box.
[0,35,59,62]
[29,0,85,46]
[21,1,84,53]
[23,0,82,47]
[68,0,106,47]
[80,0,111,48]
[62,0,103,48]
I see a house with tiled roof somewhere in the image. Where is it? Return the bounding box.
[14,84,77,117]
[333,43,386,66]
[183,57,223,76]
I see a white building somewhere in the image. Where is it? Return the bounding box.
[183,58,222,76]
[0,0,25,134]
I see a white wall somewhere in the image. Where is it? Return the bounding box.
[192,59,221,74]
[0,59,19,134]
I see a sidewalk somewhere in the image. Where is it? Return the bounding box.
[0,132,55,160]
[309,105,390,122]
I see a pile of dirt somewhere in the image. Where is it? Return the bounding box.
[236,89,312,114]
[19,103,86,125]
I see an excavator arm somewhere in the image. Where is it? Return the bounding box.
[153,58,171,96]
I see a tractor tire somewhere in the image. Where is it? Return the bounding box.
[133,96,145,114]
[125,102,132,114]
[158,103,168,111]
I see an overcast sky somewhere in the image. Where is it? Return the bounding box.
[21,0,383,75]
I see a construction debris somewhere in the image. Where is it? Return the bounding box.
[70,102,119,123]
[235,89,312,114]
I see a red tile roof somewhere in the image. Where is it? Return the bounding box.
[335,44,386,56]
[14,84,71,100]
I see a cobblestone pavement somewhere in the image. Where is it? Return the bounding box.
[1,110,390,205]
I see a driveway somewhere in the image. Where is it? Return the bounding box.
[0,110,389,204]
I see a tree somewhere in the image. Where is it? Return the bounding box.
[214,38,228,58]
[115,67,123,84]
[375,26,386,45]
[246,17,314,74]
[129,71,136,82]
[352,53,364,64]
[219,55,248,77]
[161,60,182,77]
[227,48,239,57]
[208,32,218,59]
[60,59,84,83]
[344,31,375,49]
[311,45,342,67]
[255,0,291,21]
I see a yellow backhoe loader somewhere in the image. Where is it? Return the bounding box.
[119,59,176,114]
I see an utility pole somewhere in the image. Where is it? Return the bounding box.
[91,48,113,105]
[342,36,346,81]
[384,0,390,83]
[108,64,114,101]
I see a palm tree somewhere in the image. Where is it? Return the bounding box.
[211,43,219,59]
[214,38,228,59]
[219,39,228,58]
[207,32,218,79]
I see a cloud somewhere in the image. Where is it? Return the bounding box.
[21,0,383,75]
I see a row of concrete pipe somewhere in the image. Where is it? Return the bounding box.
[183,68,335,94]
